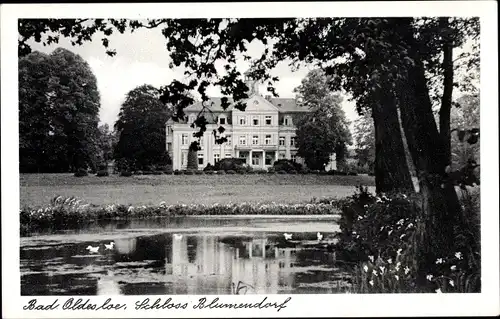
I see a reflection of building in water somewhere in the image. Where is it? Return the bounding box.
[114,238,137,255]
[233,239,296,294]
[166,234,298,294]
[96,271,121,295]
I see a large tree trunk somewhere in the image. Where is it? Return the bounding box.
[372,90,414,194]
[439,17,454,166]
[395,33,463,284]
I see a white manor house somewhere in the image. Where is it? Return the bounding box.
[166,78,337,171]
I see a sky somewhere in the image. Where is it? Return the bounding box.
[28,25,359,129]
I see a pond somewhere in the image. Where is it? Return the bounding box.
[20,216,353,295]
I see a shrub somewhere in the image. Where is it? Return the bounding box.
[173,170,182,175]
[267,167,275,173]
[153,170,163,175]
[142,170,154,175]
[120,171,132,177]
[273,159,303,173]
[216,170,226,175]
[289,170,297,174]
[214,158,246,172]
[134,170,143,175]
[226,170,236,174]
[203,163,215,172]
[277,170,287,174]
[96,170,109,177]
[194,170,203,175]
[205,170,215,175]
[300,168,311,174]
[74,168,88,177]
[348,171,358,176]
[184,170,194,175]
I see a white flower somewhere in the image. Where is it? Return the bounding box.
[426,274,433,281]
[404,266,410,274]
[372,270,378,276]
[379,266,385,273]
[400,234,406,239]
[363,265,369,272]
[356,235,360,239]
[376,197,382,203]
[435,288,442,293]
[394,275,399,281]
[127,206,134,212]
[352,231,357,235]
[397,248,403,255]
[368,255,374,262]
[402,194,407,199]
[388,230,393,236]
[387,258,393,264]
[395,262,401,271]
[397,219,404,225]
[450,265,457,271]
[406,223,414,229]
[455,252,463,260]
[449,280,454,287]
[435,258,444,264]
[380,226,385,231]
[363,204,368,208]
[357,216,364,221]
[369,280,374,286]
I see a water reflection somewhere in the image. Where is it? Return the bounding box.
[21,232,350,295]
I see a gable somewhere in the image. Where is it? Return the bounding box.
[233,94,279,113]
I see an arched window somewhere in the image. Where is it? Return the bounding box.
[189,114,196,124]
[219,115,226,125]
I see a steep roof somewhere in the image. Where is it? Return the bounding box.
[184,95,310,113]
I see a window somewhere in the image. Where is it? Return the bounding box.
[279,136,285,146]
[253,116,259,126]
[252,135,259,145]
[219,117,226,125]
[290,136,296,147]
[181,134,188,146]
[166,143,171,152]
[198,152,204,165]
[239,117,246,125]
[265,134,272,145]
[214,154,221,163]
[199,137,204,147]
[252,153,260,166]
[225,153,232,158]
[181,151,188,166]
[189,114,196,124]
[291,154,297,162]
[265,154,273,165]
[283,116,292,126]
[265,116,272,125]
[166,125,171,135]
[239,136,246,145]
[279,152,286,159]
[226,135,232,146]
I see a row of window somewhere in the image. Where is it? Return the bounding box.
[181,115,293,126]
[181,151,297,166]
[181,134,296,147]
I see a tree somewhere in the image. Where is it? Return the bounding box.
[19,47,101,172]
[96,123,116,168]
[187,144,199,170]
[114,84,172,170]
[294,69,351,171]
[353,114,375,173]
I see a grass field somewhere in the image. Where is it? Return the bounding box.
[20,173,376,208]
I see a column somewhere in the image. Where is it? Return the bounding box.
[262,239,266,258]
[262,150,266,169]
[249,242,253,258]
[236,150,239,158]
[274,151,278,163]
[249,150,253,166]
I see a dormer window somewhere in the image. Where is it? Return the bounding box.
[219,116,226,125]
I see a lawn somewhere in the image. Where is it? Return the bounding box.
[20,173,375,208]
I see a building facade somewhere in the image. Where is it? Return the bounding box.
[166,80,336,171]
